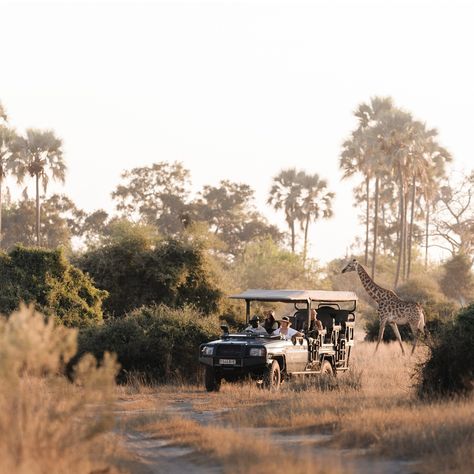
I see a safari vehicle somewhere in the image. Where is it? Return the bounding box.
[199,289,358,391]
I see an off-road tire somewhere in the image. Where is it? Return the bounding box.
[204,366,221,392]
[263,360,281,390]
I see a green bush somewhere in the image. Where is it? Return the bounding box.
[76,232,223,317]
[418,303,474,398]
[0,246,107,327]
[76,304,221,382]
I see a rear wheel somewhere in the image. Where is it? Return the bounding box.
[263,360,281,390]
[204,366,221,392]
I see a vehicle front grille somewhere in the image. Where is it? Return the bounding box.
[215,344,245,357]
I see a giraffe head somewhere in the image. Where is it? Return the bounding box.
[341,259,358,274]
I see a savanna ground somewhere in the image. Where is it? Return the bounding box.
[114,341,474,474]
[1,309,472,474]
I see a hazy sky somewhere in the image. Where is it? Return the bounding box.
[1,0,473,262]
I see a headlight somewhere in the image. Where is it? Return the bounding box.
[249,347,266,357]
[202,346,214,356]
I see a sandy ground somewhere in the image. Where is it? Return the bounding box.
[116,393,420,474]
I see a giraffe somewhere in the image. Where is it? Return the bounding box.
[341,258,426,355]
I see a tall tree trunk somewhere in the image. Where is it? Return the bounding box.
[364,176,370,265]
[381,203,386,255]
[303,215,310,266]
[401,189,409,282]
[290,219,295,253]
[425,199,430,269]
[407,174,416,280]
[36,173,40,246]
[371,176,379,279]
[394,173,405,288]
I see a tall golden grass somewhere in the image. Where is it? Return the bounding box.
[135,341,473,474]
[0,305,121,474]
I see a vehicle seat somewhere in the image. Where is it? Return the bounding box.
[316,306,337,342]
[292,309,307,331]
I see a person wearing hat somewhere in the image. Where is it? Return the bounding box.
[272,316,303,340]
[244,315,267,335]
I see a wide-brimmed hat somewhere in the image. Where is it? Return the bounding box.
[280,316,292,325]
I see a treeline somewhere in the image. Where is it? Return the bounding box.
[1,97,473,393]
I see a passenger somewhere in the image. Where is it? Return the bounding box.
[272,316,303,340]
[245,315,268,335]
[263,310,278,334]
[305,309,323,333]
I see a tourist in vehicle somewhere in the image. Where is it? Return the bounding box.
[272,316,303,339]
[305,309,323,334]
[263,310,278,334]
[245,315,267,335]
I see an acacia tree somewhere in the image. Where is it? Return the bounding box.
[195,180,280,256]
[297,171,334,265]
[432,172,474,261]
[16,129,66,246]
[112,161,191,235]
[267,168,303,253]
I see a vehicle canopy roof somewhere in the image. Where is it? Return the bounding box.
[230,289,357,303]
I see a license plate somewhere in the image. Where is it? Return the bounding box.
[219,358,236,365]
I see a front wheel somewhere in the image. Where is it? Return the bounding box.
[263,360,281,390]
[204,366,221,392]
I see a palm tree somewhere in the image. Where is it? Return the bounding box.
[16,129,66,246]
[267,168,303,253]
[341,97,394,274]
[297,171,334,265]
[0,125,22,245]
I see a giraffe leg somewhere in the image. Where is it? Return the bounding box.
[409,323,420,355]
[390,323,405,355]
[374,319,387,353]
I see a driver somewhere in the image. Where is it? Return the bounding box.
[272,316,303,340]
[245,315,268,335]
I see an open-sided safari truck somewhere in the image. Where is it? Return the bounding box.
[199,289,358,391]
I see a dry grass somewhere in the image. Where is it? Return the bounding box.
[132,341,474,474]
[140,415,344,474]
[0,305,124,474]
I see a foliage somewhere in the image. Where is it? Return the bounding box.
[2,195,83,250]
[77,304,221,382]
[112,161,190,234]
[439,253,474,305]
[232,237,320,290]
[340,96,451,286]
[433,172,474,259]
[0,305,118,474]
[0,246,107,327]
[192,180,281,257]
[268,168,334,255]
[76,226,222,316]
[418,303,474,398]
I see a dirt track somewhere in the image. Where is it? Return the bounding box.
[117,393,420,474]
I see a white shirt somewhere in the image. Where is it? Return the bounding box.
[272,327,299,340]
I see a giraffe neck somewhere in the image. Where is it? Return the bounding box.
[356,264,394,303]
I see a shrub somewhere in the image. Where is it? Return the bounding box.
[0,246,107,327]
[76,233,223,317]
[0,305,119,474]
[418,303,474,398]
[76,304,221,382]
